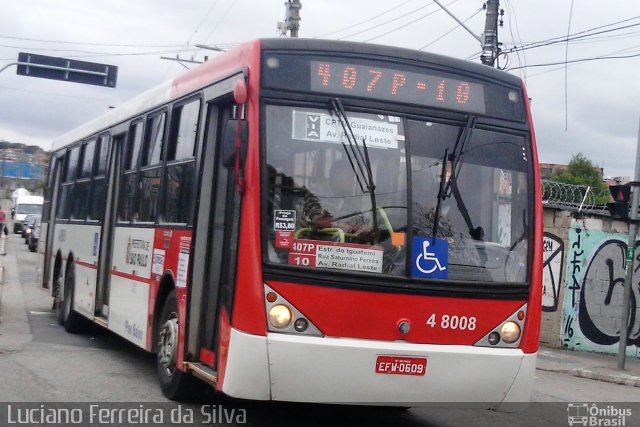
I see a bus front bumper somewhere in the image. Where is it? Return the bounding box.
[222,328,536,407]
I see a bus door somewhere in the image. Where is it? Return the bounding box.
[187,76,244,368]
[42,154,63,291]
[95,133,124,318]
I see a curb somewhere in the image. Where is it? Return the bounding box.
[537,366,640,388]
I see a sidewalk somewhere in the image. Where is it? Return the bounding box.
[537,345,640,387]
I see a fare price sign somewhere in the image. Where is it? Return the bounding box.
[310,60,485,114]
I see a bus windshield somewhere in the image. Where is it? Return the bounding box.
[17,203,42,215]
[264,104,531,284]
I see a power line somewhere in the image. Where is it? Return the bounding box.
[0,47,200,62]
[362,0,460,43]
[0,84,115,102]
[336,1,442,41]
[505,51,640,71]
[503,0,527,81]
[564,0,575,131]
[185,0,222,46]
[504,19,640,55]
[202,0,239,44]
[419,7,483,50]
[0,34,187,49]
[520,42,640,77]
[315,0,414,38]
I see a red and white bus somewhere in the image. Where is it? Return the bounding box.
[40,38,542,407]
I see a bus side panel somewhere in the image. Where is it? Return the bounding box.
[65,223,101,319]
[148,228,193,361]
[520,82,542,354]
[108,227,155,349]
[226,40,269,336]
[49,223,98,320]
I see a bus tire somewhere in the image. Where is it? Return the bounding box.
[157,290,204,401]
[61,266,87,333]
[54,276,65,326]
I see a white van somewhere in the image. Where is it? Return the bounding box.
[14,195,43,233]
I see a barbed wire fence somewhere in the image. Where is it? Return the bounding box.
[541,180,610,215]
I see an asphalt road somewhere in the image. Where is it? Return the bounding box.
[0,233,638,427]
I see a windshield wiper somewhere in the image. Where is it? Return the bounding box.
[432,114,480,240]
[330,98,378,240]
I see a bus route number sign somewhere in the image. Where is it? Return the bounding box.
[375,355,427,376]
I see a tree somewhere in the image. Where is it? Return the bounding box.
[548,153,609,205]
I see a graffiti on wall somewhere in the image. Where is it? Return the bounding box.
[562,226,640,356]
[542,233,564,312]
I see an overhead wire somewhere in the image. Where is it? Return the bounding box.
[315,0,414,38]
[506,49,640,72]
[0,34,188,49]
[185,0,222,46]
[362,0,460,43]
[504,19,640,55]
[503,0,527,81]
[336,1,443,41]
[564,0,575,131]
[202,0,239,44]
[419,7,483,50]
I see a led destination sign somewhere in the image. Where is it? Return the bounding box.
[310,60,486,114]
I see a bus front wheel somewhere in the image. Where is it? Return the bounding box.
[157,290,204,401]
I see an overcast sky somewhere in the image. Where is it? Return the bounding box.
[1,0,638,178]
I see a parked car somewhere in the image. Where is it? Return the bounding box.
[28,217,40,253]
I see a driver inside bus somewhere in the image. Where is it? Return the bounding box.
[301,159,373,241]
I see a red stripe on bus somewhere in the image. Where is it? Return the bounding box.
[111,269,154,285]
[75,260,97,270]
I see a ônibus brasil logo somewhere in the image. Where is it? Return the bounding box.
[567,403,632,426]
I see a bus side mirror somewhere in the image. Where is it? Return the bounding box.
[222,119,248,169]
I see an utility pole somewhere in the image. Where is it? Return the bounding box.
[278,0,302,38]
[618,115,640,369]
[481,0,500,67]
[433,0,502,68]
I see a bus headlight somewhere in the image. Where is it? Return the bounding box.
[500,321,521,343]
[268,304,292,328]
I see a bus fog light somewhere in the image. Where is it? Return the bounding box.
[500,321,521,343]
[488,331,500,345]
[268,304,292,328]
[294,318,308,332]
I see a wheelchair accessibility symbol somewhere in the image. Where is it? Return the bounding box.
[411,237,448,279]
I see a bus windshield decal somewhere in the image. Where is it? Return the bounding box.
[291,110,399,149]
[288,240,384,273]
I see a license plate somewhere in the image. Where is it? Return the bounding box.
[375,355,427,376]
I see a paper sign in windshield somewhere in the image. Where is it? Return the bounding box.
[288,240,383,273]
[292,111,399,149]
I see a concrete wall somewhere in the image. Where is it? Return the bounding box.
[541,207,640,358]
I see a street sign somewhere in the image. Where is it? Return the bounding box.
[16,52,117,88]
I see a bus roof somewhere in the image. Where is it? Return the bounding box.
[50,38,522,152]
